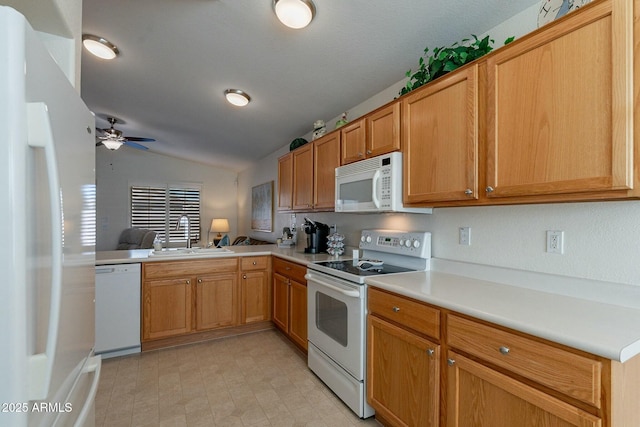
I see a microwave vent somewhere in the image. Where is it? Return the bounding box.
[335,152,401,177]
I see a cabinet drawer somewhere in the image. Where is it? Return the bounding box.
[273,257,307,284]
[241,256,269,271]
[447,314,602,407]
[368,287,440,340]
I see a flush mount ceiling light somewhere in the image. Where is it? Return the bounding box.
[82,34,120,60]
[273,0,316,29]
[224,89,251,107]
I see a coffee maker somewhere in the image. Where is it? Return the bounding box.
[303,217,330,254]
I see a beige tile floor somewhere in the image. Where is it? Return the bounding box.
[96,329,381,426]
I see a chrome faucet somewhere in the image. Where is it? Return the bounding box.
[175,215,191,248]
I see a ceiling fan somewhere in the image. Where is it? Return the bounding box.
[96,117,156,151]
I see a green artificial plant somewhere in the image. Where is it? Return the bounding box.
[399,35,515,96]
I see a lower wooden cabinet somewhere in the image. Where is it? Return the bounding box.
[195,273,237,330]
[142,258,240,343]
[368,287,640,427]
[446,351,601,427]
[367,315,440,427]
[240,256,271,324]
[142,276,192,341]
[272,257,308,351]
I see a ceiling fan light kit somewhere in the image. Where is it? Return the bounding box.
[224,89,251,107]
[273,0,316,29]
[96,116,156,151]
[102,140,123,150]
[82,34,120,60]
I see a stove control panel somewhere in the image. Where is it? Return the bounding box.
[359,229,431,258]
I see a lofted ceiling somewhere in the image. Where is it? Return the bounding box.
[81,0,538,172]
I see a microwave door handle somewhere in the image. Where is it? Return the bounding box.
[372,170,381,208]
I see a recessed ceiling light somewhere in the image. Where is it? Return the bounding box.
[273,0,316,29]
[82,34,120,60]
[224,89,251,107]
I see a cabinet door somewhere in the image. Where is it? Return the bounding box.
[292,143,314,210]
[367,101,400,158]
[277,152,293,211]
[241,270,270,324]
[313,132,341,210]
[272,273,289,333]
[341,119,366,165]
[367,315,439,427]
[446,351,601,427]
[289,279,308,351]
[403,65,478,204]
[195,273,238,330]
[486,0,632,200]
[142,277,192,341]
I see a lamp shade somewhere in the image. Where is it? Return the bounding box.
[273,0,316,29]
[210,218,230,236]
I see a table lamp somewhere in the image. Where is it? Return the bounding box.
[210,218,230,245]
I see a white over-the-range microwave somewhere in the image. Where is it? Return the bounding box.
[335,151,432,213]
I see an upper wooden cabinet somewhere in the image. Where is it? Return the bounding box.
[313,132,341,210]
[341,102,401,165]
[485,0,634,201]
[292,143,314,210]
[278,131,341,212]
[277,152,293,211]
[402,65,479,204]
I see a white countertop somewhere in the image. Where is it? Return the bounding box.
[365,259,640,363]
[96,245,350,265]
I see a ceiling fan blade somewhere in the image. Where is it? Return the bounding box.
[96,141,103,147]
[123,141,149,150]
[124,136,156,142]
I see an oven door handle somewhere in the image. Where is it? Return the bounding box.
[305,273,360,298]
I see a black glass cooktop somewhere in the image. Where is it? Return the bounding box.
[313,259,415,277]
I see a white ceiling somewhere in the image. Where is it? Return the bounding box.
[81,0,538,172]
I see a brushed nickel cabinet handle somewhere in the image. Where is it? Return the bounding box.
[366,150,372,154]
[427,349,435,357]
[186,279,191,284]
[499,346,510,355]
[447,358,455,366]
[392,306,400,313]
[243,274,247,279]
[486,186,495,193]
[464,188,473,196]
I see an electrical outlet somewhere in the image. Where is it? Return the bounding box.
[546,230,564,254]
[459,227,471,246]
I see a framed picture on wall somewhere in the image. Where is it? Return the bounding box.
[251,181,273,232]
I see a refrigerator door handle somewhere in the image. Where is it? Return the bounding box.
[73,355,102,427]
[26,102,63,401]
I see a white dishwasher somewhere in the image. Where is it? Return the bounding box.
[95,263,141,358]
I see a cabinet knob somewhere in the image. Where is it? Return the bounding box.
[243,274,247,279]
[392,306,400,313]
[486,186,495,193]
[447,358,456,366]
[197,278,201,283]
[499,346,510,355]
[427,349,435,357]
[464,188,473,196]
[186,279,191,284]
[366,150,372,155]
[252,261,257,265]
[285,267,291,270]
[358,152,363,157]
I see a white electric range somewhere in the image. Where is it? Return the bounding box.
[305,229,431,418]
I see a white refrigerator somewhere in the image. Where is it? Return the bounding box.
[0,6,100,427]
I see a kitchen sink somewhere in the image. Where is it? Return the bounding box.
[149,247,234,257]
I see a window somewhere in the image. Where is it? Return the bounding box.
[130,184,201,246]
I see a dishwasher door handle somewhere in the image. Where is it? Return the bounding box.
[95,267,116,274]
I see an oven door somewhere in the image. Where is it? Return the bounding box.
[306,271,365,380]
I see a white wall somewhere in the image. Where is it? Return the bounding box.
[96,147,238,251]
[237,4,640,287]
